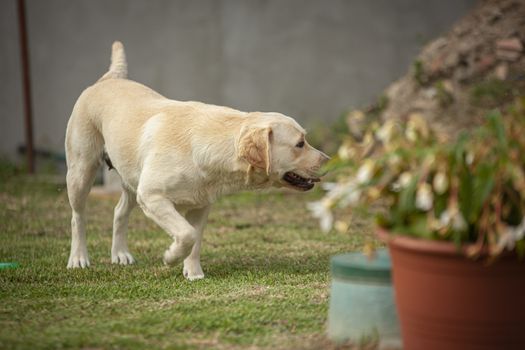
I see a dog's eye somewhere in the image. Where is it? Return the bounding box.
[296,141,305,148]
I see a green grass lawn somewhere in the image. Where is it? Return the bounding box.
[0,170,376,349]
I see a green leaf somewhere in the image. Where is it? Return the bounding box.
[452,132,468,169]
[459,167,474,222]
[407,214,433,239]
[470,163,495,222]
[397,174,419,218]
[486,110,507,150]
[375,213,391,228]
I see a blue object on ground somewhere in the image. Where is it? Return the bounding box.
[0,262,19,269]
[328,249,401,347]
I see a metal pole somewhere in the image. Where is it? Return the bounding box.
[17,0,35,174]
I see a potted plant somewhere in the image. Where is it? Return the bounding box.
[310,98,525,350]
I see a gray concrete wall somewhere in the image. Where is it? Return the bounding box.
[0,0,476,161]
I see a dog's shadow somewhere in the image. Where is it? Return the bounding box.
[202,253,330,279]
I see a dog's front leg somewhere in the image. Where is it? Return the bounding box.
[136,190,197,269]
[183,206,211,281]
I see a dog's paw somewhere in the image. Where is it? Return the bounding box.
[183,263,204,281]
[67,253,90,269]
[163,242,191,266]
[111,251,136,265]
[163,249,182,266]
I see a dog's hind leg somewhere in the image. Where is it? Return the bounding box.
[183,205,211,281]
[66,159,100,268]
[65,113,103,268]
[111,187,136,265]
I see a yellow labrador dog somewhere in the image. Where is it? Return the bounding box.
[65,42,328,280]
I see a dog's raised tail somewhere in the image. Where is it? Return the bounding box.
[98,41,127,82]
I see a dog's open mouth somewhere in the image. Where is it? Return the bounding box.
[283,171,320,191]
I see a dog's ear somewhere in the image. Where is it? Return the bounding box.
[238,126,273,175]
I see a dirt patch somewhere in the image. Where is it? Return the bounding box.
[375,0,525,136]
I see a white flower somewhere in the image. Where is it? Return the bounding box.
[405,127,418,142]
[415,183,433,211]
[337,142,354,161]
[387,154,402,168]
[334,180,361,207]
[497,218,525,251]
[498,230,515,251]
[433,172,448,195]
[391,182,402,192]
[466,152,474,165]
[341,187,362,206]
[451,212,467,231]
[438,210,451,228]
[516,218,525,241]
[321,182,337,191]
[307,200,334,233]
[399,172,412,187]
[391,172,413,192]
[405,113,429,142]
[438,207,467,231]
[338,146,350,160]
[376,120,398,143]
[356,160,375,184]
[309,179,364,232]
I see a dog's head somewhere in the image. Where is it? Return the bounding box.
[238,113,329,191]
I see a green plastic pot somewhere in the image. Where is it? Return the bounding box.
[0,262,19,270]
[328,249,401,347]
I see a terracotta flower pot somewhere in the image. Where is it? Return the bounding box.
[378,229,525,350]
